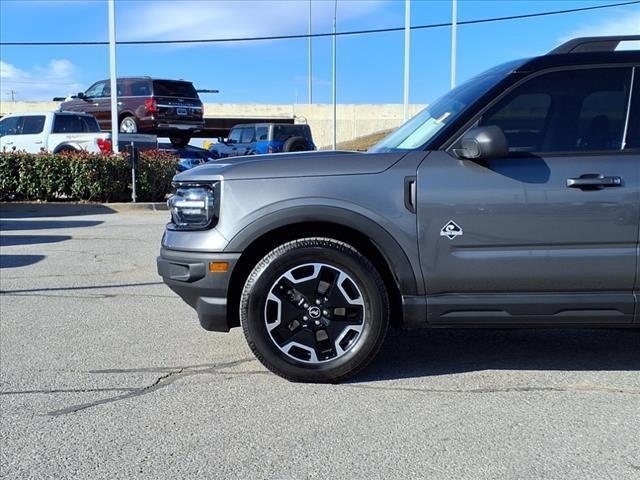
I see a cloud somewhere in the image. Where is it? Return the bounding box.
[0,59,82,101]
[561,11,640,49]
[119,0,387,45]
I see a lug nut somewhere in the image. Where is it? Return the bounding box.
[303,316,309,321]
[303,303,309,308]
[315,299,321,305]
[314,320,321,326]
[322,310,329,316]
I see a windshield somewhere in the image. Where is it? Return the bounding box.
[369,60,525,153]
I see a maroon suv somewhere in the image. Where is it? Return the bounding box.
[61,77,204,147]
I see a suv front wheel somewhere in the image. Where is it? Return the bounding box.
[240,238,389,383]
[169,135,191,148]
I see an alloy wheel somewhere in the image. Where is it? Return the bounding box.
[264,263,366,364]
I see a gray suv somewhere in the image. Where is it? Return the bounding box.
[158,36,640,382]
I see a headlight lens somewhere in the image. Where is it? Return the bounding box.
[168,186,215,230]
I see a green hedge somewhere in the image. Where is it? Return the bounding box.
[0,150,178,202]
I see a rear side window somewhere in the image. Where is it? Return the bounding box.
[0,116,21,136]
[479,67,633,153]
[272,125,306,141]
[130,81,152,96]
[152,80,198,98]
[256,126,269,141]
[103,82,125,97]
[240,127,255,143]
[20,116,46,134]
[53,115,100,133]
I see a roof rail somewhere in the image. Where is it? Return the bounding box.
[549,35,640,54]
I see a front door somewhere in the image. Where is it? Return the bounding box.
[418,65,639,325]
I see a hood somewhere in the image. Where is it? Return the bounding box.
[173,150,406,182]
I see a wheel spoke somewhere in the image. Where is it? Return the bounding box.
[264,262,366,364]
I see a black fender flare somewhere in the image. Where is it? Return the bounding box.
[224,205,421,296]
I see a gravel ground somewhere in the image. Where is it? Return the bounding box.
[1,205,639,480]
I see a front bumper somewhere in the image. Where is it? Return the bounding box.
[157,247,240,332]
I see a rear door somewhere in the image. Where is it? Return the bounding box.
[418,65,639,325]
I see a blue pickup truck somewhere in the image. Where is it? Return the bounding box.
[208,123,315,159]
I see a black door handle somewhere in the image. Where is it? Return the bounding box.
[567,174,622,190]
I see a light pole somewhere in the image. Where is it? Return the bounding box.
[108,0,119,152]
[403,0,410,122]
[308,0,313,104]
[332,0,337,150]
[450,0,458,89]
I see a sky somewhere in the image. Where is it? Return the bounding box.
[1,0,639,105]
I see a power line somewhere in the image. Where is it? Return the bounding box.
[2,0,638,46]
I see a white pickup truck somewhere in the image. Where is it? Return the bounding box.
[0,111,112,154]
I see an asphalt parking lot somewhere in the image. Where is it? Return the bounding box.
[1,205,639,479]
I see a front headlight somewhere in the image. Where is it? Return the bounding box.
[167,185,216,230]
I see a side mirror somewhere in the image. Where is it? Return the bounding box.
[455,126,508,160]
[217,136,226,144]
[77,92,87,100]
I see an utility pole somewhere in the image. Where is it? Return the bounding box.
[108,0,119,153]
[450,0,458,89]
[403,0,410,122]
[332,0,337,150]
[308,0,313,104]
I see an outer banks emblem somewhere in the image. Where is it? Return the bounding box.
[440,220,463,240]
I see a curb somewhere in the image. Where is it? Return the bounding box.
[105,202,168,212]
[1,202,168,215]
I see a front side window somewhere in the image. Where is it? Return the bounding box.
[240,127,255,143]
[624,68,639,149]
[228,128,242,144]
[20,116,46,135]
[479,67,633,153]
[0,116,21,136]
[85,81,106,98]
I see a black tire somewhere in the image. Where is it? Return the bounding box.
[282,136,309,152]
[119,116,138,134]
[169,136,191,148]
[240,238,389,383]
[55,146,77,154]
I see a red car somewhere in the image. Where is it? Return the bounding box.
[61,77,204,147]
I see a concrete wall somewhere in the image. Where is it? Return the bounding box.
[0,101,426,148]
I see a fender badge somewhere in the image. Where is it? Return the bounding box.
[440,220,463,240]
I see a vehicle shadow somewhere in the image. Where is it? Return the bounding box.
[0,235,72,247]
[0,220,103,231]
[0,254,46,268]
[354,327,640,383]
[0,203,116,218]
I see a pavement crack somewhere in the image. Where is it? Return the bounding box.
[1,387,138,395]
[44,358,256,417]
[345,383,640,395]
[142,368,185,390]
